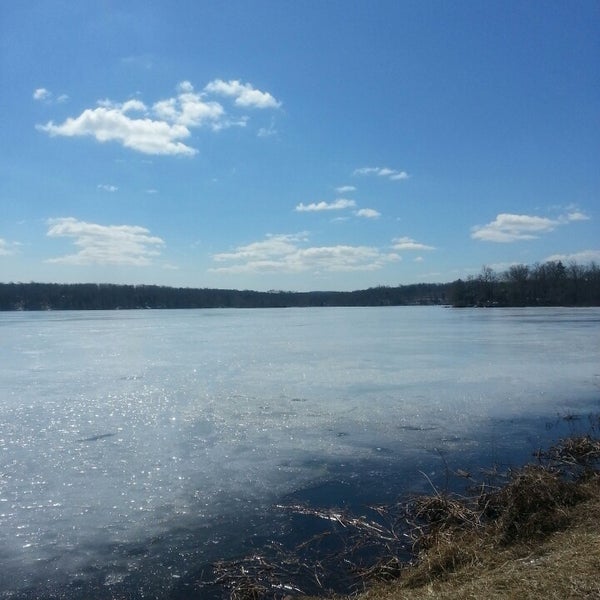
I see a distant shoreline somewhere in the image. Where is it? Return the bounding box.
[2,259,600,311]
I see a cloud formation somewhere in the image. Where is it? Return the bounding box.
[0,238,19,256]
[336,185,356,193]
[98,184,118,192]
[46,217,164,266]
[38,104,196,156]
[33,87,68,103]
[471,212,588,243]
[152,81,225,128]
[211,233,400,274]
[354,167,409,181]
[37,80,279,155]
[392,236,435,251]
[355,208,381,219]
[295,199,356,212]
[33,88,51,101]
[204,79,281,109]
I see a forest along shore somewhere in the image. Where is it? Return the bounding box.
[2,260,600,310]
[211,430,600,600]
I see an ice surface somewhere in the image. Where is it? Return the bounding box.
[0,307,598,596]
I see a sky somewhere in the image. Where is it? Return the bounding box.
[1,1,599,291]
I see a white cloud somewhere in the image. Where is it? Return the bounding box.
[46,217,164,266]
[336,185,356,193]
[392,236,435,251]
[211,115,249,131]
[211,233,399,274]
[121,99,147,113]
[204,79,281,109]
[0,238,19,256]
[295,199,356,212]
[153,81,224,127]
[33,88,68,104]
[565,211,590,222]
[355,208,381,219]
[545,249,600,264]
[178,81,194,93]
[471,212,587,243]
[98,184,118,192]
[33,88,51,101]
[354,167,409,181]
[37,79,279,155]
[38,106,197,156]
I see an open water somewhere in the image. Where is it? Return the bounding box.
[1,306,599,597]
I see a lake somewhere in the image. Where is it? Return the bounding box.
[1,306,599,597]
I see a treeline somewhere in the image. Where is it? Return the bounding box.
[450,260,600,307]
[1,261,599,311]
[0,282,448,311]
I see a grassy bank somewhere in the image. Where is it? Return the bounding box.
[309,435,600,600]
[211,433,600,599]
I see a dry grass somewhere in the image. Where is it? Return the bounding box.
[209,434,600,600]
[356,486,600,600]
[334,444,600,600]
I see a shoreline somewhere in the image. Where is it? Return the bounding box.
[344,435,600,600]
[207,424,600,600]
[341,479,600,600]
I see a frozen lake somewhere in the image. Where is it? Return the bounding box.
[1,306,599,597]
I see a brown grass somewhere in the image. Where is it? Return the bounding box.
[355,484,600,600]
[210,435,600,600]
[303,437,600,600]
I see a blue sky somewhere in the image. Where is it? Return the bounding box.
[1,1,598,291]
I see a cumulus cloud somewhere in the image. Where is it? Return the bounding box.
[37,105,197,156]
[471,211,588,243]
[392,236,435,251]
[354,167,409,181]
[204,79,281,109]
[46,217,164,266]
[295,199,356,212]
[153,81,224,127]
[355,208,381,219]
[211,233,399,274]
[336,185,356,193]
[37,79,279,155]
